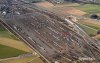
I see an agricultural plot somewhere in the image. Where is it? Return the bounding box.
[78,23,97,36]
[0,37,31,52]
[76,4,100,14]
[0,44,27,59]
[0,56,44,63]
[0,27,18,40]
[78,19,100,30]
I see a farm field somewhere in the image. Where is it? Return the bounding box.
[0,26,44,63]
[94,34,100,40]
[75,4,100,14]
[0,56,44,63]
[81,23,100,30]
[77,23,97,36]
[78,19,100,30]
[0,26,31,52]
[53,3,100,16]
[0,37,31,52]
[0,27,18,40]
[0,44,26,59]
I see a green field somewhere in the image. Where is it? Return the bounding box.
[0,27,29,59]
[76,4,100,14]
[78,23,97,36]
[0,27,19,40]
[0,27,11,38]
[81,24,100,30]
[0,44,27,59]
[78,21,100,30]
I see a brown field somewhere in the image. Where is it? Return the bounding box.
[35,1,85,16]
[0,37,31,52]
[55,3,80,7]
[60,7,86,16]
[34,1,54,8]
[94,34,100,39]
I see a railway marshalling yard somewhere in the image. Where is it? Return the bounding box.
[0,0,100,63]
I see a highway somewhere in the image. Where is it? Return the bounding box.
[0,0,100,63]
